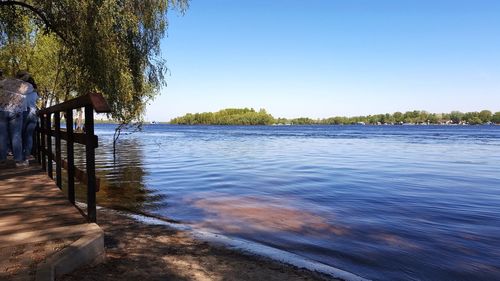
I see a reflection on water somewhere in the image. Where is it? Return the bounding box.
[72,139,166,212]
[72,125,500,281]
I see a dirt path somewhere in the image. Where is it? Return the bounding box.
[59,208,338,281]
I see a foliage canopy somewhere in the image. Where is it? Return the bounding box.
[170,108,276,125]
[0,0,189,124]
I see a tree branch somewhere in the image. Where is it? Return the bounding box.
[0,0,68,43]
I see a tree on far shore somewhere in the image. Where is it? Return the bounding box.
[170,108,275,125]
[478,110,492,123]
[492,112,500,124]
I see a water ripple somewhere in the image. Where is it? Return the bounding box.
[74,124,500,281]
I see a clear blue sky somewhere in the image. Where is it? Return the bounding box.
[146,0,500,121]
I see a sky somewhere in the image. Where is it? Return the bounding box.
[146,0,500,121]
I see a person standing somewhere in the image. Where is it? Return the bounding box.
[16,71,39,164]
[0,75,32,167]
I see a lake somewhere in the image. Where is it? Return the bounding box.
[79,125,500,280]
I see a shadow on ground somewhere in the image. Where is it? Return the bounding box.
[59,209,337,281]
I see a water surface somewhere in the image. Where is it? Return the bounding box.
[78,125,500,280]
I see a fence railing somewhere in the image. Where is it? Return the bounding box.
[36,93,111,222]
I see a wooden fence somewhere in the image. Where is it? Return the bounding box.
[36,93,111,222]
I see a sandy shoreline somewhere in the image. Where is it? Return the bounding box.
[59,207,343,281]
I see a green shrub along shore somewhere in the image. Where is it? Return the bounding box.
[169,108,500,126]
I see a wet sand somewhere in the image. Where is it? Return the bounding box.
[59,208,339,281]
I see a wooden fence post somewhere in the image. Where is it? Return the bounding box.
[55,112,62,189]
[66,110,75,204]
[35,122,41,164]
[40,116,46,171]
[46,113,53,179]
[84,105,97,222]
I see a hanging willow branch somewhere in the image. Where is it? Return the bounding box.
[0,0,68,43]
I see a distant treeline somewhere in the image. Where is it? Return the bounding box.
[170,109,500,125]
[170,108,274,125]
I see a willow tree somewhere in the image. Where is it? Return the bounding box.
[1,0,189,116]
[0,20,73,107]
[1,0,188,153]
